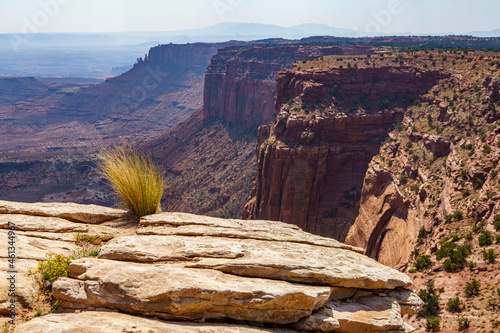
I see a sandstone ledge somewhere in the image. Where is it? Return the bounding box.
[14,311,298,333]
[0,201,420,331]
[0,200,126,223]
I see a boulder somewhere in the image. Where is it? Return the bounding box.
[295,294,407,333]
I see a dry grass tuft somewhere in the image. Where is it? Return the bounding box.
[98,146,165,217]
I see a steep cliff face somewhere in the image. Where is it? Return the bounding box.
[203,45,373,128]
[244,56,447,243]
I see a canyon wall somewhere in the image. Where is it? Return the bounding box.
[202,45,373,128]
[244,63,446,243]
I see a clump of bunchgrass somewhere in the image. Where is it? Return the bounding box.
[98,146,165,217]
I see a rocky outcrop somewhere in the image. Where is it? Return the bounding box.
[1,200,420,331]
[244,65,446,241]
[344,162,421,268]
[203,45,374,128]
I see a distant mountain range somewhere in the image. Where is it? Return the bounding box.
[0,23,499,78]
[1,23,500,50]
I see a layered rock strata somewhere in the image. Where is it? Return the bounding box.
[203,45,374,128]
[244,65,446,242]
[0,200,421,332]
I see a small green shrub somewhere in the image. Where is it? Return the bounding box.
[482,248,497,263]
[98,146,165,217]
[425,317,440,331]
[473,221,486,233]
[483,144,492,154]
[474,178,483,190]
[453,210,464,220]
[32,250,99,283]
[34,254,71,283]
[478,230,493,246]
[464,231,473,241]
[446,297,463,312]
[464,279,481,297]
[418,280,441,317]
[468,260,476,270]
[400,174,408,185]
[414,255,433,271]
[443,259,460,272]
[457,317,470,331]
[418,226,429,239]
[494,214,500,231]
[435,241,470,271]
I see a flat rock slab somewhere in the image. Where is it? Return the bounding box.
[53,258,331,324]
[14,311,299,333]
[295,294,406,333]
[0,200,126,223]
[99,235,411,289]
[0,214,89,233]
[139,212,364,253]
[0,230,77,261]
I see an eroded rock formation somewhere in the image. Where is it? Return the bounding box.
[244,64,446,242]
[0,200,421,332]
[203,45,374,128]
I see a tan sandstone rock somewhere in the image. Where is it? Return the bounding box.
[13,311,298,332]
[53,258,331,324]
[99,235,411,289]
[0,260,39,314]
[138,212,364,253]
[0,230,77,261]
[0,214,89,233]
[295,294,406,332]
[345,162,421,267]
[0,200,125,223]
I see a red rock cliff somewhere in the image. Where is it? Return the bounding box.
[244,62,446,242]
[202,45,374,128]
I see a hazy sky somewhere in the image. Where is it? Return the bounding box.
[0,0,498,34]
